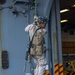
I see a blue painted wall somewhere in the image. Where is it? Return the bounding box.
[0,0,52,75]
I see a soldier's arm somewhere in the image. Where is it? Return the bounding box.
[25,24,33,32]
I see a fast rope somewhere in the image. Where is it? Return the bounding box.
[34,0,38,16]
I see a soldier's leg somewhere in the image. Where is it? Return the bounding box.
[38,65,46,75]
[34,65,39,75]
[33,57,39,75]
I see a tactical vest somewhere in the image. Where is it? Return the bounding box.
[30,26,46,56]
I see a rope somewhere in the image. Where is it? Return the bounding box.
[34,0,38,16]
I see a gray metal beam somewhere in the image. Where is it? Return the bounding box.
[48,0,63,75]
[0,9,2,69]
[49,1,59,75]
[44,0,54,18]
[55,0,63,74]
